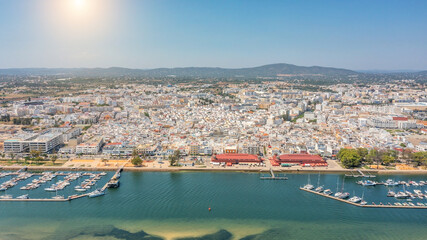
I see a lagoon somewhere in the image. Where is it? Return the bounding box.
[1,172,427,239]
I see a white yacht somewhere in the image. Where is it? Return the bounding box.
[88,189,105,198]
[0,194,12,199]
[303,175,314,190]
[384,179,399,186]
[387,190,396,197]
[338,192,350,199]
[17,194,29,199]
[52,195,65,199]
[314,186,324,193]
[323,189,333,195]
[349,196,362,203]
[394,191,409,199]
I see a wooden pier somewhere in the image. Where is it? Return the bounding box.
[101,165,124,191]
[0,198,69,202]
[345,169,376,178]
[260,168,288,180]
[0,193,89,202]
[300,187,427,209]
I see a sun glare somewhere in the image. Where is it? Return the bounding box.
[73,0,86,8]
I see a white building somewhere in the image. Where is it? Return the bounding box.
[76,136,104,154]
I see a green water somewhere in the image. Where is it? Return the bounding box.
[1,172,427,239]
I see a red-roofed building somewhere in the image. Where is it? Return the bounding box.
[106,142,122,146]
[393,117,408,121]
[211,153,262,164]
[274,154,327,166]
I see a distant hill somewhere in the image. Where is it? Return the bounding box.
[0,63,357,78]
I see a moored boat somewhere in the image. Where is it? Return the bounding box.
[349,196,362,203]
[88,189,105,198]
[323,189,333,195]
[16,194,29,199]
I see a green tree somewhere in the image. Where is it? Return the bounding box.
[338,148,361,168]
[169,150,181,166]
[50,155,58,165]
[381,154,395,166]
[401,148,412,163]
[132,149,138,157]
[356,148,368,161]
[30,150,41,158]
[412,152,427,166]
[366,149,380,165]
[131,156,142,166]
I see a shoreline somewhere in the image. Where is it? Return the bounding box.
[2,165,427,175]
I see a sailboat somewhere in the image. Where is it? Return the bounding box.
[349,190,362,203]
[334,178,342,197]
[303,175,314,190]
[314,172,324,193]
[0,188,12,199]
[360,190,367,205]
[52,189,64,200]
[337,178,349,199]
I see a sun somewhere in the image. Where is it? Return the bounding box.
[73,0,87,9]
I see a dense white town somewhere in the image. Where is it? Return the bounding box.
[0,81,426,170]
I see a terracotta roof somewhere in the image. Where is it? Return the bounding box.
[106,142,122,146]
[212,153,261,163]
[276,154,326,165]
[278,154,323,161]
[393,117,408,121]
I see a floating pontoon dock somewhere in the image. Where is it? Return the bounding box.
[300,187,427,209]
[260,168,288,180]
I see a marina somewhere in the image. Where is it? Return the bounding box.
[300,187,427,209]
[301,174,427,209]
[0,167,121,202]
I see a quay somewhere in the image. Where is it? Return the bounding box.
[0,194,88,202]
[345,169,376,178]
[300,187,427,209]
[260,168,288,180]
[101,165,124,191]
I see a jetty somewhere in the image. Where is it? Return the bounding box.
[260,168,288,180]
[101,165,124,191]
[300,187,427,209]
[345,169,376,178]
[0,193,89,202]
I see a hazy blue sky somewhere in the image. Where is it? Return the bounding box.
[0,0,426,70]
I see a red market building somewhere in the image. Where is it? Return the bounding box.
[211,153,262,164]
[274,154,327,166]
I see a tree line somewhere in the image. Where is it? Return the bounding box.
[338,148,427,168]
[12,117,33,125]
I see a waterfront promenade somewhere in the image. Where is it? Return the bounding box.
[2,164,427,175]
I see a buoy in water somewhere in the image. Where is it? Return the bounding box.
[208,207,211,211]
